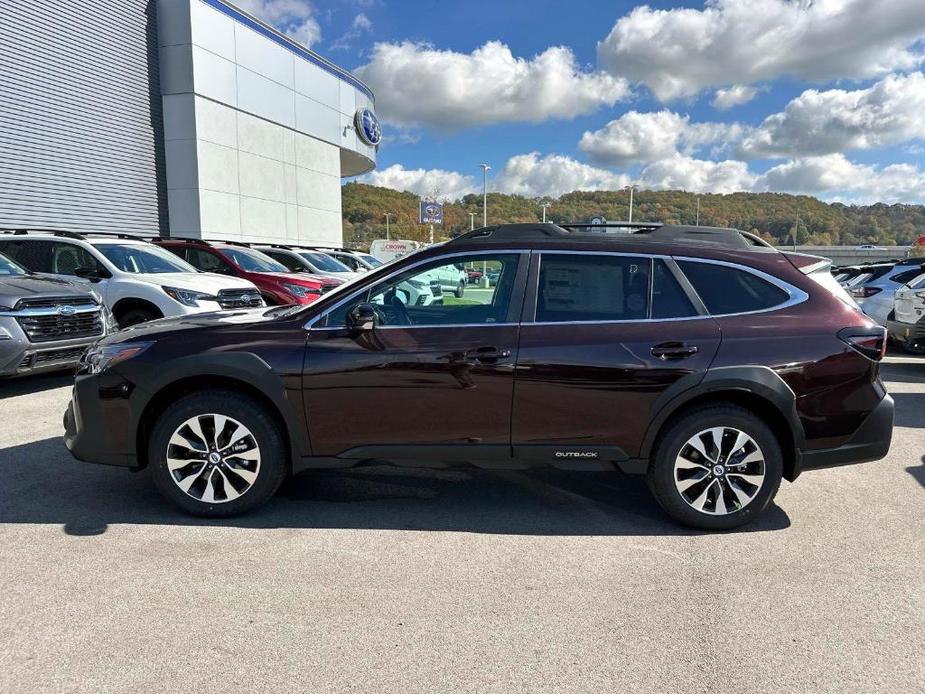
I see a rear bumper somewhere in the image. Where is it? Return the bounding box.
[886,318,925,345]
[798,394,894,473]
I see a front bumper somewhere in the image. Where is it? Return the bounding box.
[798,394,894,473]
[886,318,925,346]
[64,371,139,468]
[0,315,102,377]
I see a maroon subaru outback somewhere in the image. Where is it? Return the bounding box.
[64,224,893,530]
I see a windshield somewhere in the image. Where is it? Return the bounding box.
[358,254,383,268]
[0,252,27,276]
[222,247,288,273]
[96,244,197,274]
[299,251,352,273]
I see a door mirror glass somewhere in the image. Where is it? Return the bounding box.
[74,266,107,282]
[346,303,378,331]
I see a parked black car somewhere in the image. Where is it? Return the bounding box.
[64,224,893,529]
[0,251,107,377]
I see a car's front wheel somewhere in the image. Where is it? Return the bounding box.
[647,405,783,530]
[148,390,288,517]
[455,281,465,298]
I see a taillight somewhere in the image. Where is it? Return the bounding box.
[838,327,887,361]
[850,286,882,298]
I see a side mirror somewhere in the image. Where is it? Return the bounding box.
[74,267,107,282]
[346,303,378,332]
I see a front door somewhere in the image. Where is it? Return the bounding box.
[303,252,528,459]
[512,253,722,463]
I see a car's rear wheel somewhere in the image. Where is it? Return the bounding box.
[455,281,465,298]
[149,390,287,517]
[647,405,783,530]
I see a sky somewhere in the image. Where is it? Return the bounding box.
[238,0,925,204]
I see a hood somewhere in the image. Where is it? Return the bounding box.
[0,273,95,309]
[103,305,303,343]
[249,271,337,287]
[127,272,257,293]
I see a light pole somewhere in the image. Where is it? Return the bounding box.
[469,212,476,231]
[695,196,700,226]
[540,201,551,223]
[480,163,491,227]
[384,213,393,240]
[625,184,638,223]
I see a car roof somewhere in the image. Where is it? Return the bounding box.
[0,229,154,245]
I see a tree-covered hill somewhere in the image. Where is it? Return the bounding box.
[342,183,925,249]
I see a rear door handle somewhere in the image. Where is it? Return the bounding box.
[465,346,512,364]
[651,341,699,360]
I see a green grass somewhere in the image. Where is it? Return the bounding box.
[442,296,481,306]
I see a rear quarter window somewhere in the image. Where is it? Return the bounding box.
[677,260,789,315]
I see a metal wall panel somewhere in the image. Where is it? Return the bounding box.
[0,0,168,233]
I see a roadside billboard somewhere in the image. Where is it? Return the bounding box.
[370,239,420,263]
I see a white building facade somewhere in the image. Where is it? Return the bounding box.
[0,0,377,246]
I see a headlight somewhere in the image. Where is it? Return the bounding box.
[282,283,322,299]
[83,341,153,374]
[162,286,217,307]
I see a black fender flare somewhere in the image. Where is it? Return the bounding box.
[638,365,805,461]
[131,351,310,462]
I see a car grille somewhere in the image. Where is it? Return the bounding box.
[13,298,104,343]
[217,289,263,310]
[14,296,90,310]
[19,347,88,369]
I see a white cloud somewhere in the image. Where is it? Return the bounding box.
[494,153,630,197]
[597,0,925,101]
[638,154,757,194]
[579,110,744,167]
[364,164,476,200]
[236,0,321,47]
[329,12,373,51]
[355,41,630,130]
[711,85,758,110]
[757,153,925,203]
[740,72,925,158]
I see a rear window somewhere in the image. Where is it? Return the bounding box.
[537,254,650,322]
[908,273,925,290]
[808,267,859,309]
[892,268,925,285]
[678,261,789,315]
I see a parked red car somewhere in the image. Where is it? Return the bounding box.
[465,268,483,284]
[154,239,342,305]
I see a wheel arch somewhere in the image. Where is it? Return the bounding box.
[133,355,309,471]
[640,366,804,482]
[112,297,164,322]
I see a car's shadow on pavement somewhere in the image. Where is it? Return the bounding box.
[0,437,791,537]
[907,456,925,490]
[889,391,925,428]
[0,373,74,399]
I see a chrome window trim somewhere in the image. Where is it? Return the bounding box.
[304,249,529,330]
[528,250,808,324]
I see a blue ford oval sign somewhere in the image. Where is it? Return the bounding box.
[355,108,382,147]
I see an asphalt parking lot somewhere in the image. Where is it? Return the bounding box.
[0,358,923,693]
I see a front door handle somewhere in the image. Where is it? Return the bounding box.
[651,341,699,360]
[465,346,512,365]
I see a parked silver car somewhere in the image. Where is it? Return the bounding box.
[0,251,108,377]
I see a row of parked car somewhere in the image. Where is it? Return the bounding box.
[832,257,925,353]
[0,229,383,377]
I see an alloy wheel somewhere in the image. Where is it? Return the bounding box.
[166,414,261,503]
[673,426,765,516]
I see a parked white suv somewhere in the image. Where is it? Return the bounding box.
[256,245,363,283]
[0,231,263,328]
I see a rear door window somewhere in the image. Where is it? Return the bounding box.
[536,254,650,322]
[677,260,789,315]
[651,259,698,319]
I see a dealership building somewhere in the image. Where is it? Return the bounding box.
[0,0,378,246]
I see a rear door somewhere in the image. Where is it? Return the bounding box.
[511,252,722,464]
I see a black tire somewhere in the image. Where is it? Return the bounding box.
[148,390,288,517]
[118,308,159,328]
[900,341,925,355]
[646,405,783,531]
[455,281,465,299]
